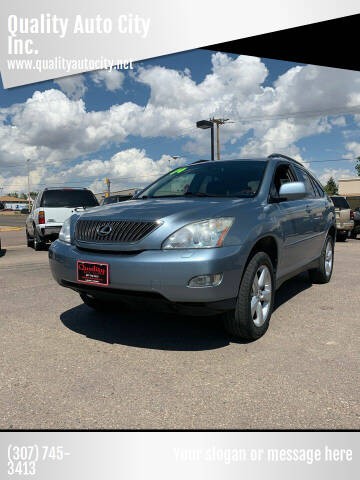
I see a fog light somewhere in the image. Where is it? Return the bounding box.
[188,273,223,288]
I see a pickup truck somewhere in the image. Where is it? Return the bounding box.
[26,187,99,250]
[330,195,354,241]
[351,207,360,239]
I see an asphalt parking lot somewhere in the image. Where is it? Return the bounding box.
[0,225,359,429]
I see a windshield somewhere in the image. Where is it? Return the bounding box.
[330,196,350,209]
[138,161,267,199]
[40,189,99,208]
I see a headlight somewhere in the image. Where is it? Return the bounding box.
[162,217,234,249]
[59,216,72,244]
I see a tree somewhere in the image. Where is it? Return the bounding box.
[356,157,360,177]
[323,177,338,195]
[7,192,19,198]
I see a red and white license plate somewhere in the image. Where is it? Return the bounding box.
[77,261,109,286]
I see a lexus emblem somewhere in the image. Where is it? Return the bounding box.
[97,224,112,236]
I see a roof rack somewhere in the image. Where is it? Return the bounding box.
[190,159,209,164]
[267,153,304,167]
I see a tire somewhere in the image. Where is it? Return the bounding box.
[309,234,334,284]
[26,228,34,247]
[350,229,358,239]
[80,293,114,312]
[33,228,45,251]
[336,232,348,242]
[223,252,275,341]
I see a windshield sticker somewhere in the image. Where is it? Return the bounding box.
[170,167,187,175]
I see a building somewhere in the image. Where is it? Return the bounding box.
[338,178,360,209]
[0,195,29,211]
[95,188,139,203]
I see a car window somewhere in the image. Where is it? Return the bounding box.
[153,172,197,197]
[270,164,296,199]
[310,177,325,197]
[138,161,267,198]
[294,167,316,198]
[330,196,350,209]
[40,189,99,208]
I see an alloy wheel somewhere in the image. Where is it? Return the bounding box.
[250,265,272,327]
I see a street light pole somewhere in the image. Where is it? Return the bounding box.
[196,120,215,161]
[105,177,111,197]
[210,118,230,160]
[27,159,31,211]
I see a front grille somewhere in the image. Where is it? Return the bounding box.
[75,219,159,243]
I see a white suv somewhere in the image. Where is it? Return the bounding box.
[26,188,99,250]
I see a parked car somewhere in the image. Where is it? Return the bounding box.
[26,187,99,250]
[49,154,335,341]
[351,207,360,239]
[100,194,133,205]
[330,195,354,241]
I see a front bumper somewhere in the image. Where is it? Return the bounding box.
[49,240,246,312]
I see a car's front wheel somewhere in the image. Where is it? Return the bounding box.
[223,252,275,341]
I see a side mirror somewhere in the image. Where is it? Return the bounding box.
[279,182,307,200]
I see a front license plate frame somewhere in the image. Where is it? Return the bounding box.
[77,260,109,286]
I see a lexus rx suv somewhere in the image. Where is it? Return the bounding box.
[49,154,336,340]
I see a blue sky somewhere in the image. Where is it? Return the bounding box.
[1,49,360,194]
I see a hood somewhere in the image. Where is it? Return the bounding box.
[80,197,249,223]
[75,197,253,251]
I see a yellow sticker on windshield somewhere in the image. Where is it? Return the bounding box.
[170,167,187,175]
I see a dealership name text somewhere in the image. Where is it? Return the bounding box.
[8,14,151,55]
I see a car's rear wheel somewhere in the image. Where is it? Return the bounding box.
[309,234,334,284]
[350,229,358,239]
[336,232,348,242]
[33,228,45,251]
[223,252,275,341]
[26,228,34,247]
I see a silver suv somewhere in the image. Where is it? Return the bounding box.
[49,154,336,340]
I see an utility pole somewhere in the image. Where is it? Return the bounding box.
[27,159,31,211]
[210,118,230,160]
[105,177,111,198]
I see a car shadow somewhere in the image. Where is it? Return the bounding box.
[274,271,312,311]
[60,304,232,351]
[60,273,313,351]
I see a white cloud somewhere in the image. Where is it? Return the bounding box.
[330,116,346,127]
[318,168,354,184]
[3,53,360,193]
[0,148,184,194]
[53,74,87,100]
[91,69,125,91]
[345,141,360,158]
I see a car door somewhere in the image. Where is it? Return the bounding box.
[270,162,311,276]
[293,166,322,261]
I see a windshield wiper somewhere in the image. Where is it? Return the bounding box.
[185,192,219,197]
